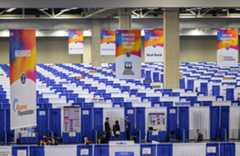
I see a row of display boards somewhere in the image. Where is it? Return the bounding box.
[0,142,239,156]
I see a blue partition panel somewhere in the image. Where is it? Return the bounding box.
[210,107,220,140]
[220,143,235,156]
[125,108,136,139]
[220,107,229,141]
[167,107,177,141]
[94,144,109,156]
[37,109,49,139]
[30,146,44,156]
[81,108,94,140]
[178,107,189,142]
[49,108,61,138]
[135,108,145,142]
[157,144,172,156]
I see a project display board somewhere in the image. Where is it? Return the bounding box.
[145,108,167,133]
[100,30,116,55]
[10,29,36,129]
[63,107,81,133]
[68,30,84,54]
[115,29,141,79]
[217,29,239,67]
[144,29,164,62]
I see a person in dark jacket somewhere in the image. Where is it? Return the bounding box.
[196,129,203,142]
[113,120,121,138]
[104,117,111,142]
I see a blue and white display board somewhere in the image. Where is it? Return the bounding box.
[109,142,140,156]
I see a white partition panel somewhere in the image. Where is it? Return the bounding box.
[229,107,240,139]
[189,107,210,140]
[173,143,206,156]
[45,145,77,156]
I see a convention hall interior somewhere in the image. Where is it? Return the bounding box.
[0,0,239,156]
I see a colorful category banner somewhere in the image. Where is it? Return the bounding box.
[217,29,239,67]
[68,30,84,54]
[100,30,116,55]
[64,107,81,133]
[144,29,164,62]
[10,29,36,129]
[115,30,141,79]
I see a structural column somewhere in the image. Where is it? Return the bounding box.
[84,20,102,66]
[163,9,180,89]
[118,8,131,29]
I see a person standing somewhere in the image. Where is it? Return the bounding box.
[105,117,111,143]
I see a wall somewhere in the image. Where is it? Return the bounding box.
[0,36,218,64]
[180,36,217,62]
[0,37,91,64]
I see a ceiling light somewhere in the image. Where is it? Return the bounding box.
[6,8,16,13]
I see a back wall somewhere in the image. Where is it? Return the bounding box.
[0,36,218,64]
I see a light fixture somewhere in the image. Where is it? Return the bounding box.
[6,8,16,13]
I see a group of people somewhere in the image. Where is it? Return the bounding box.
[39,135,58,145]
[100,117,131,143]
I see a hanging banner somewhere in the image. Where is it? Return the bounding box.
[68,30,84,54]
[10,29,36,129]
[115,29,141,79]
[217,28,239,67]
[144,29,164,62]
[63,107,81,133]
[100,30,116,55]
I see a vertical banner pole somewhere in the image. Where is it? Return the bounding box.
[10,29,37,129]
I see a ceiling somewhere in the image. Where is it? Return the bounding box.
[1,8,240,19]
[1,0,240,8]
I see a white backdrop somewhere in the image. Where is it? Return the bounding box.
[103,108,125,132]
[173,143,206,156]
[229,107,240,139]
[0,146,11,156]
[189,107,210,140]
[45,145,77,156]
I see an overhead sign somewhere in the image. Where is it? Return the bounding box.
[100,30,116,55]
[144,29,164,62]
[217,28,239,67]
[115,29,141,79]
[68,30,84,54]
